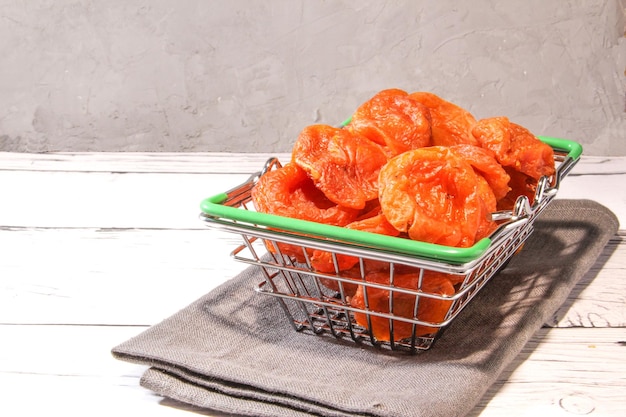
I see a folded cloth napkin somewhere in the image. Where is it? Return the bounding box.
[112,199,619,417]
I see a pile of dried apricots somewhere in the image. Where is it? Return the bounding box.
[251,88,556,341]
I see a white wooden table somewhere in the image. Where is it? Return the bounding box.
[1,152,624,416]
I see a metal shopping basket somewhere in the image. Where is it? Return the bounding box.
[199,137,582,353]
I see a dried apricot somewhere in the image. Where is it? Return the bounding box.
[508,122,556,180]
[497,167,538,211]
[252,162,359,225]
[470,116,511,163]
[409,91,478,146]
[350,270,455,341]
[310,211,400,274]
[471,117,555,180]
[474,175,499,241]
[292,124,388,210]
[251,162,359,261]
[347,89,432,157]
[378,147,484,247]
[449,144,511,202]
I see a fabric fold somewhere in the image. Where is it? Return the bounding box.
[112,199,619,417]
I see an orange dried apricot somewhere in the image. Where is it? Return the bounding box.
[251,162,359,261]
[350,270,455,341]
[449,144,511,203]
[472,117,555,180]
[508,122,556,180]
[292,124,388,210]
[470,116,511,163]
[472,117,556,210]
[252,162,359,225]
[497,167,538,211]
[310,211,400,274]
[378,147,484,247]
[409,91,478,147]
[347,89,432,157]
[474,175,499,241]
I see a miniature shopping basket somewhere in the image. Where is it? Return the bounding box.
[199,137,582,353]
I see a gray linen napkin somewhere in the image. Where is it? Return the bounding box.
[112,199,619,417]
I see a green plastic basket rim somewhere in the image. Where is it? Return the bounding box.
[200,136,581,264]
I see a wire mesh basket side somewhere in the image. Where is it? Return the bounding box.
[253,263,441,352]
[206,173,545,352]
[225,220,532,352]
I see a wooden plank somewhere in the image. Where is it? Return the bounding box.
[0,227,247,326]
[557,175,626,228]
[0,151,291,174]
[567,155,626,176]
[0,325,624,417]
[470,327,626,417]
[550,233,626,328]
[0,170,250,228]
[1,227,624,328]
[1,374,213,417]
[0,324,217,417]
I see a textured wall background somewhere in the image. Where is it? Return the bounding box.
[1,0,624,154]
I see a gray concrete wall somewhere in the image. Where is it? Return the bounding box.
[1,0,624,155]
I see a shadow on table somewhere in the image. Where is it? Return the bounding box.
[463,224,620,416]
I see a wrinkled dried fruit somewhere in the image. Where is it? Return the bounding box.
[251,162,359,261]
[350,270,455,341]
[472,117,555,180]
[469,116,511,162]
[252,162,359,225]
[449,144,511,203]
[508,122,556,180]
[474,175,499,241]
[497,167,539,211]
[472,117,555,210]
[348,89,432,157]
[378,147,485,247]
[292,124,388,210]
[409,91,478,147]
[311,211,400,274]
